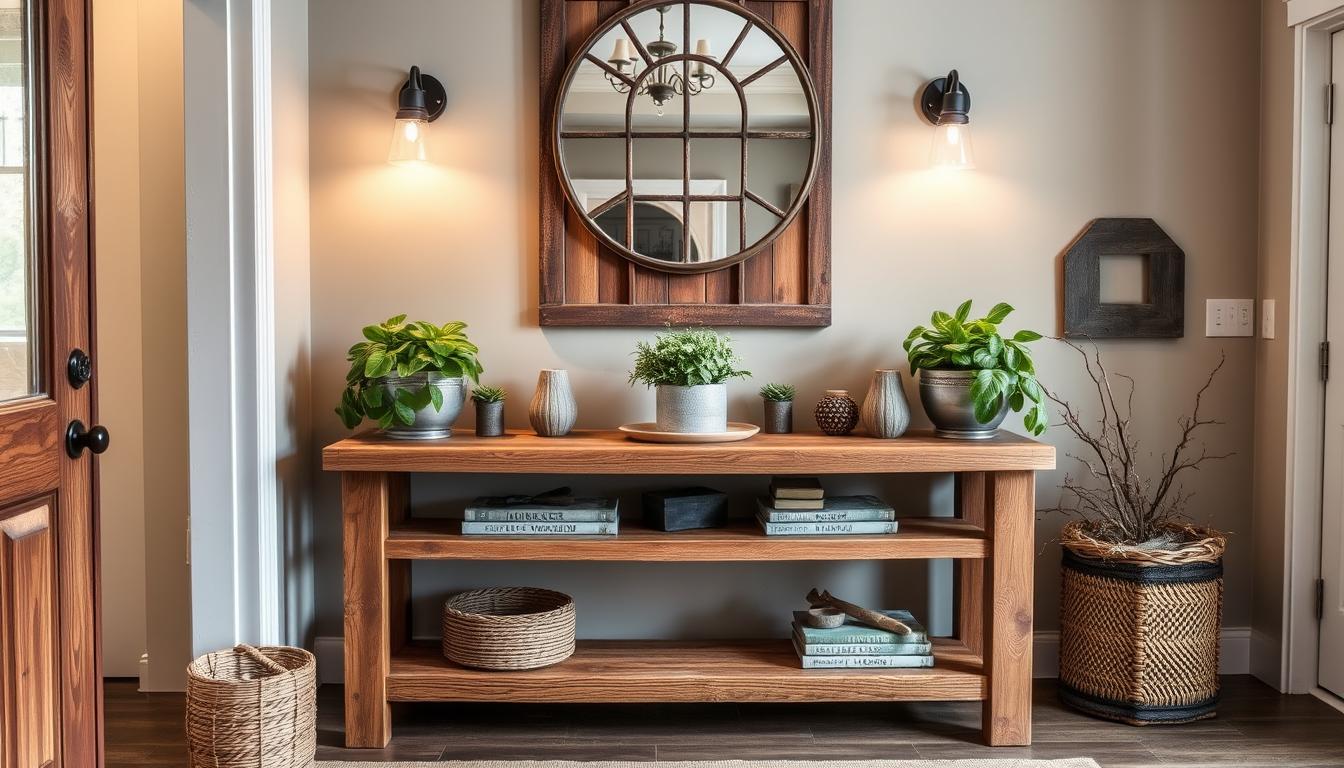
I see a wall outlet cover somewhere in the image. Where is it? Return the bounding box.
[1206,299,1254,337]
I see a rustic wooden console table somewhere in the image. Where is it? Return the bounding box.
[323,430,1055,748]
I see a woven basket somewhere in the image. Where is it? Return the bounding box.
[1058,521,1225,726]
[442,587,575,670]
[185,644,316,768]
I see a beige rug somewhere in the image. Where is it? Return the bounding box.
[317,760,1101,767]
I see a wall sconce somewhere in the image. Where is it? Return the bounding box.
[389,66,446,164]
[919,69,974,170]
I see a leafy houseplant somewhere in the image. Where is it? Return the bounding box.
[472,385,507,438]
[336,315,483,439]
[1047,341,1229,725]
[629,327,750,433]
[759,383,796,434]
[903,301,1046,439]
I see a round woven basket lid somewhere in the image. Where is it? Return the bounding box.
[1060,521,1226,566]
[444,586,573,619]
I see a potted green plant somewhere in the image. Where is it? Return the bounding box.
[903,301,1046,439]
[1048,342,1229,725]
[471,385,507,438]
[336,315,483,440]
[759,383,796,434]
[629,327,750,433]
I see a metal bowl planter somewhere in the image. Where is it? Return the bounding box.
[1058,521,1226,725]
[917,369,1008,439]
[380,372,466,440]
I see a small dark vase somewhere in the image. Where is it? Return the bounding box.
[763,399,793,434]
[475,401,505,437]
[814,390,859,436]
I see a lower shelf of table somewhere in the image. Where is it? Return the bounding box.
[387,639,986,703]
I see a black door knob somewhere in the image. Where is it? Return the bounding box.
[67,348,92,389]
[66,420,110,459]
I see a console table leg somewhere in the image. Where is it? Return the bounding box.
[342,471,402,748]
[954,472,987,658]
[983,470,1034,746]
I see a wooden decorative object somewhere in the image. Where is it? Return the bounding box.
[806,588,912,634]
[539,0,833,327]
[1063,218,1185,338]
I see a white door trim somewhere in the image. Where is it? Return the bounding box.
[1284,2,1344,694]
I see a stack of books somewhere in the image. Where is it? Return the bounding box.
[756,477,897,536]
[461,493,619,536]
[791,609,934,669]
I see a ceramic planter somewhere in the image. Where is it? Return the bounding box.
[379,372,466,440]
[860,369,911,439]
[762,399,793,434]
[918,369,1008,439]
[475,400,505,437]
[655,384,727,433]
[529,369,577,437]
[814,390,859,436]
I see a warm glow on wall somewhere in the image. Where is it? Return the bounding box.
[389,66,445,165]
[919,69,975,170]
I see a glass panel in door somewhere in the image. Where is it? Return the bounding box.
[0,0,35,403]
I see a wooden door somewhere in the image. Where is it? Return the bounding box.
[1323,30,1344,699]
[0,0,100,766]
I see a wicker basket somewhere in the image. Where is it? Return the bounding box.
[1058,521,1226,726]
[442,587,575,670]
[185,644,316,768]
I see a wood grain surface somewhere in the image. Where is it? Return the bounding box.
[323,429,1055,474]
[342,472,398,748]
[983,471,1035,746]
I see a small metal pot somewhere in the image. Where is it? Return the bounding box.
[655,384,727,433]
[762,399,793,434]
[918,369,1008,440]
[475,400,505,437]
[379,372,466,440]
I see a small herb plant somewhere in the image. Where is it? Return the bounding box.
[471,385,507,404]
[759,383,796,402]
[337,315,483,430]
[903,301,1047,435]
[629,327,751,388]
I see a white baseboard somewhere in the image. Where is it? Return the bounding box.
[1033,627,1251,678]
[313,627,1253,686]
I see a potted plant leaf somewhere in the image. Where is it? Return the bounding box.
[759,383,796,434]
[629,327,750,433]
[1048,342,1229,725]
[336,315,483,440]
[903,301,1046,439]
[471,385,507,438]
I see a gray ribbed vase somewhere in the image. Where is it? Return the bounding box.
[860,369,912,439]
[529,369,577,437]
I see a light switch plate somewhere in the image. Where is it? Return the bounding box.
[1261,299,1276,339]
[1206,299,1255,337]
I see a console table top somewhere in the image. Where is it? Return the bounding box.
[322,429,1056,474]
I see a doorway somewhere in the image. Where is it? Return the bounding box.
[1323,30,1344,699]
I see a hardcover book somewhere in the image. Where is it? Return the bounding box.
[792,637,934,669]
[769,477,824,500]
[460,520,619,535]
[791,610,929,645]
[757,496,895,523]
[769,498,825,510]
[757,514,897,536]
[464,495,619,523]
[791,628,933,656]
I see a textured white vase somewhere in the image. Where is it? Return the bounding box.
[529,369,577,437]
[861,369,912,439]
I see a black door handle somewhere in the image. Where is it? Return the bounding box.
[66,420,110,459]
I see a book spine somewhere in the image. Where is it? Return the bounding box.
[463,509,617,522]
[769,499,825,510]
[461,521,619,535]
[798,654,935,669]
[766,510,896,523]
[759,519,897,536]
[797,640,933,656]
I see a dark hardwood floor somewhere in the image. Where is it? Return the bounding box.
[106,676,1344,766]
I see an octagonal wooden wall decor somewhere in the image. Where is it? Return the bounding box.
[1063,218,1184,339]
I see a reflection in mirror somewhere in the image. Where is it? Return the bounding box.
[556,0,818,272]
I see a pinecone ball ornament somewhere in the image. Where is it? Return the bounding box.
[814,390,859,436]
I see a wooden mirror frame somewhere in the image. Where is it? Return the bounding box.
[540,0,832,327]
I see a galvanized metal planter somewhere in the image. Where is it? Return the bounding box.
[655,384,727,433]
[917,369,1008,439]
[475,400,505,438]
[379,372,466,440]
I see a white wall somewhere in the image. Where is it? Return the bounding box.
[307,0,1260,642]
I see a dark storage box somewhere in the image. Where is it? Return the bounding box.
[642,487,729,532]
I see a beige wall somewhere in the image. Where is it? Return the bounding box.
[1251,0,1296,687]
[93,0,192,691]
[308,0,1262,640]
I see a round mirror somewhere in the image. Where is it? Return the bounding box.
[554,0,820,274]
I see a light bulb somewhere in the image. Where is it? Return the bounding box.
[388,117,427,164]
[929,121,974,170]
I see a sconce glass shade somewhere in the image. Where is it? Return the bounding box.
[930,121,974,170]
[388,117,427,164]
